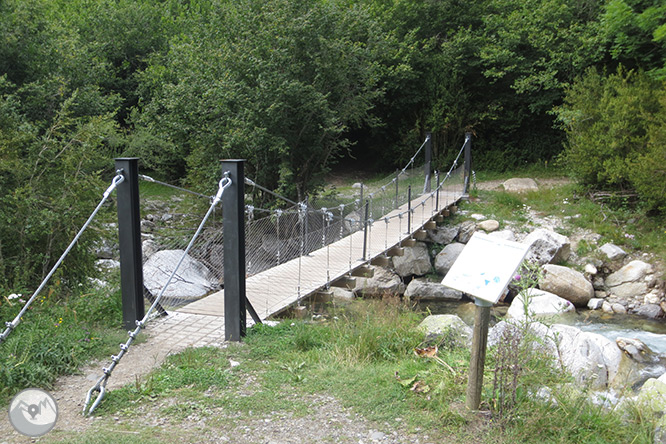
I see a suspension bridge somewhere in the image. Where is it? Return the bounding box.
[0,133,473,415]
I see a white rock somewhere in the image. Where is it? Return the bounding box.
[434,242,466,275]
[522,228,571,265]
[477,219,500,233]
[599,243,627,261]
[606,260,653,287]
[502,178,538,193]
[506,288,575,321]
[417,314,472,346]
[470,213,487,221]
[584,263,598,275]
[392,242,432,277]
[143,250,218,302]
[488,229,516,242]
[587,298,604,310]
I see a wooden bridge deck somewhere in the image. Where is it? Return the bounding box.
[178,187,464,319]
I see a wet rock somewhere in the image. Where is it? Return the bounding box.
[392,242,432,277]
[540,264,594,307]
[588,298,604,310]
[522,228,571,265]
[634,304,663,319]
[434,242,465,275]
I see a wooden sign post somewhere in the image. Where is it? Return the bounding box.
[442,232,530,411]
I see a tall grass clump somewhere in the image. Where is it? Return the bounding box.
[0,284,126,403]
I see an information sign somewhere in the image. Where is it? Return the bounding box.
[442,231,530,304]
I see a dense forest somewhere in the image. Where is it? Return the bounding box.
[0,0,665,292]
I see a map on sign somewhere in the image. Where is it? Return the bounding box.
[442,231,531,304]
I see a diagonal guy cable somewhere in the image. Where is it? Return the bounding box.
[82,173,232,416]
[0,172,125,345]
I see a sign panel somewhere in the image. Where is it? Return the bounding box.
[442,231,530,304]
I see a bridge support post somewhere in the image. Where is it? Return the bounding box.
[463,132,473,195]
[222,159,246,341]
[362,199,369,260]
[407,185,412,234]
[115,158,146,330]
[435,170,440,211]
[424,132,432,193]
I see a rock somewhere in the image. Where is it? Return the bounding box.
[488,320,558,357]
[95,259,120,271]
[540,264,594,307]
[584,263,598,275]
[634,304,663,319]
[612,303,627,314]
[551,324,622,389]
[522,228,571,265]
[606,260,653,287]
[602,301,614,313]
[605,260,653,300]
[330,287,354,301]
[506,288,575,321]
[477,219,500,233]
[588,298,604,310]
[143,250,218,302]
[488,229,516,242]
[427,225,459,245]
[456,221,476,243]
[599,243,627,261]
[434,242,466,275]
[417,314,472,347]
[355,267,404,297]
[142,239,160,262]
[614,338,666,390]
[470,213,487,221]
[392,242,432,277]
[636,377,666,413]
[645,291,662,305]
[352,182,363,189]
[502,178,538,193]
[404,279,463,301]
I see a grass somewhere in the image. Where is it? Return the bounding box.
[61,298,656,443]
[0,283,129,404]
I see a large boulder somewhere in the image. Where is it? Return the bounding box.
[506,288,575,321]
[404,279,463,301]
[434,242,466,275]
[502,178,538,193]
[143,249,218,302]
[355,267,404,297]
[612,337,666,390]
[606,260,653,299]
[392,242,432,277]
[540,264,594,307]
[417,314,472,347]
[522,228,571,265]
[551,324,622,390]
[427,225,459,245]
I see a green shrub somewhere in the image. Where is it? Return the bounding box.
[556,67,666,211]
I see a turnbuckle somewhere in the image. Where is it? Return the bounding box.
[82,373,109,416]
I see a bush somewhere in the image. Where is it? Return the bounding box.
[556,67,666,211]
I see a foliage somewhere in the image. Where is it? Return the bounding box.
[556,67,666,211]
[0,284,126,403]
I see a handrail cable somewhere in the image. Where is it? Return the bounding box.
[83,173,232,416]
[139,174,210,199]
[0,172,125,345]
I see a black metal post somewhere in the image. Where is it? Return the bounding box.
[362,199,369,260]
[222,160,246,341]
[407,185,412,234]
[463,132,473,194]
[435,170,440,211]
[115,158,145,330]
[424,132,432,193]
[303,196,310,256]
